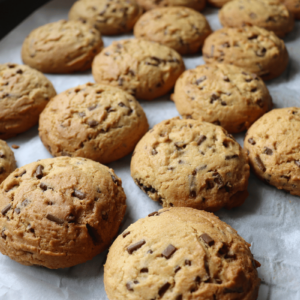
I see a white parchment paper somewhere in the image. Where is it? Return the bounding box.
[0,0,300,299]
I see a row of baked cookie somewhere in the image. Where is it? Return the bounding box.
[0,156,261,300]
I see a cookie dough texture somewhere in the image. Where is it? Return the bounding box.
[202,26,289,81]
[22,20,103,74]
[219,0,294,38]
[131,118,250,212]
[69,0,143,35]
[0,63,56,139]
[0,140,16,184]
[244,107,300,196]
[134,7,212,55]
[282,0,300,19]
[92,39,185,100]
[39,83,149,164]
[0,157,126,269]
[136,0,206,11]
[171,63,273,133]
[104,207,261,300]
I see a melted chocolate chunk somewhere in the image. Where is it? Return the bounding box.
[0,152,5,158]
[86,224,103,245]
[197,135,207,145]
[263,147,273,155]
[248,138,256,145]
[1,230,6,239]
[140,267,148,273]
[255,156,266,172]
[195,76,206,85]
[0,167,4,175]
[152,149,158,155]
[148,211,159,217]
[126,282,134,291]
[1,204,11,215]
[88,120,99,127]
[72,189,86,200]
[210,92,219,103]
[36,165,44,179]
[256,48,267,57]
[225,154,238,160]
[158,282,171,297]
[200,233,214,246]
[176,295,182,300]
[223,76,230,82]
[127,239,146,254]
[185,259,192,266]
[88,104,97,111]
[46,213,64,225]
[111,174,120,186]
[122,231,130,238]
[162,244,177,259]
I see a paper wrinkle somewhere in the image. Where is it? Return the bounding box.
[0,0,299,299]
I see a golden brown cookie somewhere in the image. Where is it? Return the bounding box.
[136,0,206,11]
[104,207,261,300]
[69,0,143,35]
[0,63,56,139]
[134,7,212,55]
[202,26,289,80]
[131,117,250,212]
[244,107,300,196]
[92,39,185,100]
[0,156,126,269]
[219,0,294,38]
[282,0,300,19]
[22,20,103,74]
[39,83,149,164]
[0,140,16,184]
[171,63,273,133]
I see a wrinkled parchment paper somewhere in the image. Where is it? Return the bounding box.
[0,0,299,299]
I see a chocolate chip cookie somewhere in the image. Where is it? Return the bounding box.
[171,63,273,133]
[39,83,149,164]
[104,207,261,300]
[0,63,56,139]
[282,0,300,19]
[92,39,185,100]
[136,0,206,11]
[134,7,212,55]
[69,0,143,35]
[131,117,250,211]
[0,140,16,184]
[22,20,103,74]
[219,0,294,38]
[244,107,300,196]
[0,156,126,269]
[202,26,289,80]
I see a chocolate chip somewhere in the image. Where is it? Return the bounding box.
[46,213,64,225]
[0,152,5,158]
[221,101,227,106]
[197,135,206,145]
[263,147,273,155]
[206,179,214,190]
[66,214,75,223]
[294,161,300,168]
[222,42,230,48]
[162,244,177,259]
[210,93,219,103]
[256,48,267,57]
[86,224,103,245]
[127,239,146,254]
[21,199,29,207]
[174,266,181,273]
[255,156,266,172]
[213,172,224,188]
[223,76,230,82]
[140,267,148,273]
[88,104,97,111]
[152,149,158,155]
[78,112,86,118]
[158,282,170,297]
[88,120,99,127]
[188,174,197,198]
[147,249,153,254]
[126,282,134,291]
[1,230,6,239]
[122,231,130,238]
[225,154,238,160]
[36,165,44,179]
[175,295,182,300]
[249,12,257,19]
[1,204,11,215]
[40,183,48,191]
[224,287,243,294]
[148,211,159,217]
[19,170,26,177]
[72,189,86,200]
[251,87,257,93]
[14,208,20,214]
[118,102,125,107]
[248,138,256,145]
[256,99,263,107]
[195,76,206,85]
[0,167,4,175]
[200,233,214,246]
[111,174,120,186]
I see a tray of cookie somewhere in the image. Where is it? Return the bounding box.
[0,0,299,299]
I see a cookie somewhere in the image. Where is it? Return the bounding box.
[202,26,289,80]
[244,107,300,196]
[134,7,212,55]
[136,0,206,11]
[219,0,294,38]
[104,207,261,300]
[22,20,103,74]
[0,63,56,139]
[171,63,273,133]
[282,0,300,19]
[0,156,126,269]
[207,0,231,8]
[39,83,149,164]
[92,39,185,100]
[69,0,143,35]
[131,117,250,212]
[0,140,16,184]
